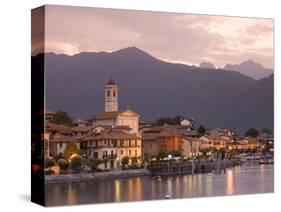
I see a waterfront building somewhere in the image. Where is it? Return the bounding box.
[141,130,160,158]
[184,136,202,156]
[202,135,229,149]
[82,128,142,170]
[257,136,274,152]
[181,137,192,157]
[238,137,258,150]
[48,135,83,158]
[141,126,183,158]
[227,141,244,150]
[45,121,81,158]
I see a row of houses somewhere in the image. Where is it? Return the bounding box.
[45,120,271,170]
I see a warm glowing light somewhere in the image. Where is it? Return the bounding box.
[114,180,121,202]
[226,170,234,195]
[69,153,80,162]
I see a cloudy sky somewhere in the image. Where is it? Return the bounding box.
[32,5,274,69]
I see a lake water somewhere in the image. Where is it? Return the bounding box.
[45,164,274,206]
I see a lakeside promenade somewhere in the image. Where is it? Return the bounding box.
[45,159,241,184]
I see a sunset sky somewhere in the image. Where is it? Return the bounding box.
[33,5,274,69]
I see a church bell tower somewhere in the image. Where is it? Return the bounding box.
[105,79,118,112]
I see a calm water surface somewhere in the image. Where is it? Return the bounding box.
[45,164,274,206]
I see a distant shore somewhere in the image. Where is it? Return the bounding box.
[45,169,151,184]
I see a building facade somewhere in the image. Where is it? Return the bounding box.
[82,129,142,170]
[93,80,140,134]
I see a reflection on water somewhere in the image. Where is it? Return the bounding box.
[226,170,234,195]
[67,184,77,205]
[45,164,274,206]
[114,180,120,202]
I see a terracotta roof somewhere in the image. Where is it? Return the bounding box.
[45,121,72,134]
[240,137,257,143]
[158,130,181,137]
[72,126,94,132]
[184,136,201,142]
[93,125,113,129]
[142,126,181,140]
[114,125,132,130]
[142,132,159,140]
[142,127,162,133]
[83,130,140,141]
[204,135,230,141]
[229,141,241,145]
[94,111,120,120]
[50,135,76,143]
[94,108,139,121]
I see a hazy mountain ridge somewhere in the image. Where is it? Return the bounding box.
[199,62,216,69]
[224,59,273,80]
[32,47,273,132]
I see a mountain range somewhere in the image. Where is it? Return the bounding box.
[32,47,274,133]
[223,60,273,80]
[198,60,273,80]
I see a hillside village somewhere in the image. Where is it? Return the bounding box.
[43,80,274,173]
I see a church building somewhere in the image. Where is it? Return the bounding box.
[93,79,140,134]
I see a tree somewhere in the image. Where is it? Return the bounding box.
[261,128,272,135]
[156,117,174,126]
[70,155,82,171]
[121,156,129,168]
[45,159,55,168]
[156,115,184,126]
[200,149,209,157]
[91,159,103,170]
[131,156,138,165]
[52,110,73,126]
[245,128,259,137]
[64,141,80,160]
[169,150,182,157]
[156,151,168,160]
[197,125,206,137]
[173,116,184,125]
[58,158,69,170]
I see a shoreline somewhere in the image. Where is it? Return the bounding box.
[45,169,151,184]
[45,163,242,184]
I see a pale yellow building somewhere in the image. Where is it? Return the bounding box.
[82,129,142,170]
